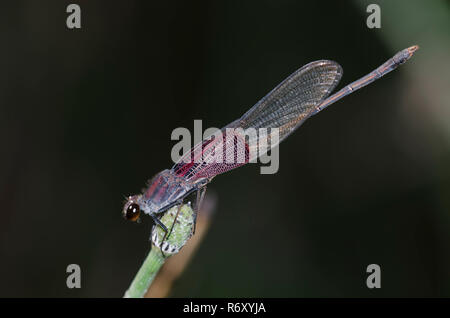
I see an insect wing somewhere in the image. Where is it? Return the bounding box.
[172,127,248,180]
[172,60,343,180]
[231,60,342,157]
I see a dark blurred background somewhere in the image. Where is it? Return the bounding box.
[0,0,449,297]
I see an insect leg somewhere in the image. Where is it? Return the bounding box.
[151,214,169,257]
[166,203,183,240]
[193,185,207,235]
[159,202,183,257]
[151,214,168,232]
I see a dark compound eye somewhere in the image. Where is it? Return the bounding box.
[125,203,140,221]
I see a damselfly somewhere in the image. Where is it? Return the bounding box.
[123,46,418,250]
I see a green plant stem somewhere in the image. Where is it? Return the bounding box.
[124,204,195,298]
[124,245,164,298]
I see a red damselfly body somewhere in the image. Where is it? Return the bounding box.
[123,46,418,253]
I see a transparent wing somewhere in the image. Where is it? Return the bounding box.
[172,60,343,180]
[172,128,249,181]
[228,60,342,149]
